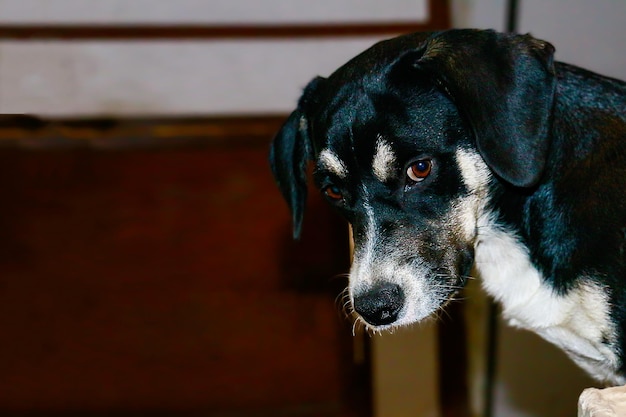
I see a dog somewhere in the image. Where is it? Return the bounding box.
[269,29,626,385]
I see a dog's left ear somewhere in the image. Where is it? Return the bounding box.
[269,77,324,239]
[412,29,556,187]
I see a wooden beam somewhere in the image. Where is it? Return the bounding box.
[0,115,286,149]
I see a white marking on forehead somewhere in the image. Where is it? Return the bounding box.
[318,148,348,178]
[372,136,396,182]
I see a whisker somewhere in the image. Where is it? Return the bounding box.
[334,286,357,321]
[329,272,351,281]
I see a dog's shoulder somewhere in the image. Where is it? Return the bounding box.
[475,215,624,384]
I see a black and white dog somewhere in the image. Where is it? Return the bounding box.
[270,29,626,385]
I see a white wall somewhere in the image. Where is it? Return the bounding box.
[519,0,626,80]
[0,39,384,115]
[451,0,507,31]
[451,0,626,79]
[0,0,428,24]
[0,0,428,115]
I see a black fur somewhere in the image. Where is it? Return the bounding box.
[270,29,626,382]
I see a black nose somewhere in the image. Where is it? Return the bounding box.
[354,283,404,326]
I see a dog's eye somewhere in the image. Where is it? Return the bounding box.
[323,185,344,202]
[407,159,432,182]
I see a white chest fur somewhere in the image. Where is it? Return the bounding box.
[474,220,623,385]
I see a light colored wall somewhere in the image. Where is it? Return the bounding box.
[451,0,626,78]
[0,39,384,115]
[451,0,507,31]
[0,0,428,24]
[518,0,626,80]
[372,324,440,417]
[0,0,428,115]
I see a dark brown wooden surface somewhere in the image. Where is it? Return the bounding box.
[0,127,364,416]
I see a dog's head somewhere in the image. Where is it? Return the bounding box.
[270,29,556,330]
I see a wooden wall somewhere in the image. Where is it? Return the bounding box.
[0,117,363,416]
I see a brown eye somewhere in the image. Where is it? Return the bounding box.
[407,159,432,182]
[324,185,343,202]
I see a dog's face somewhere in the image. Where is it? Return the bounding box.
[312,82,485,328]
[270,29,557,330]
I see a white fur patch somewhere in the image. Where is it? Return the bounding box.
[318,148,348,178]
[349,184,440,328]
[474,216,622,384]
[455,148,491,195]
[372,137,396,182]
[453,148,492,241]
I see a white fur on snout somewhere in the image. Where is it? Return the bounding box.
[349,185,442,329]
[372,136,396,182]
[319,148,348,179]
[350,250,439,329]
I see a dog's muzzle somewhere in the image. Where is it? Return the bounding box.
[353,282,405,326]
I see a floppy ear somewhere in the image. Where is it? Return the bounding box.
[413,29,556,187]
[269,77,324,239]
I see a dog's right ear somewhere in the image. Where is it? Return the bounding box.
[406,29,556,188]
[269,77,324,239]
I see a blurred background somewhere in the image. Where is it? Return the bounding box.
[0,1,623,417]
